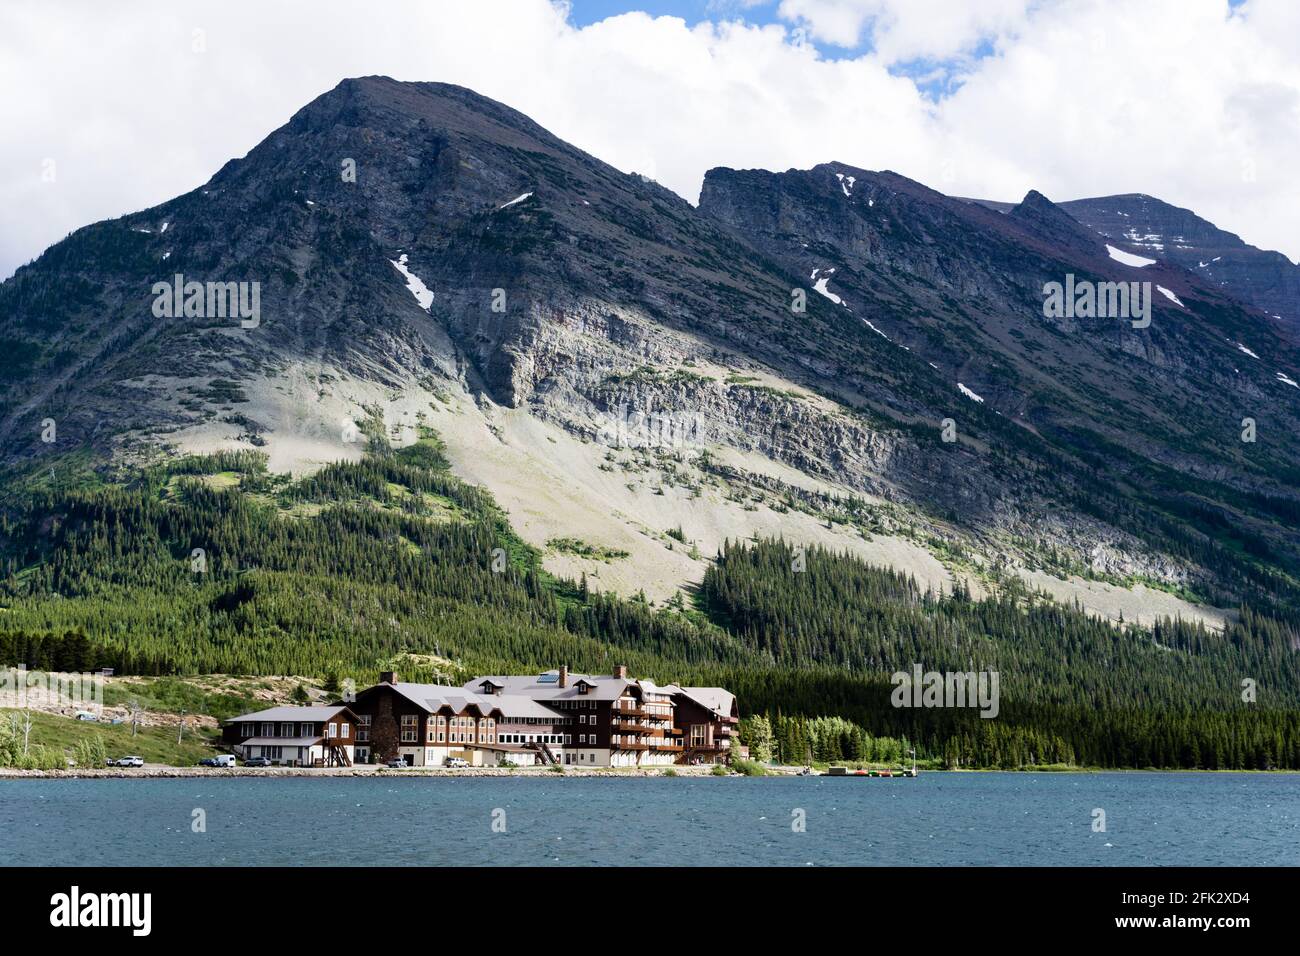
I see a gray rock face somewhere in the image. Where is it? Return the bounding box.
[699,162,1299,483]
[2,77,1298,606]
[1060,194,1300,336]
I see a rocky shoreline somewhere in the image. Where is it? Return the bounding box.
[0,764,784,780]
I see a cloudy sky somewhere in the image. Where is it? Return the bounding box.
[2,0,1298,280]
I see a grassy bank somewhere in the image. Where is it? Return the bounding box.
[2,709,219,768]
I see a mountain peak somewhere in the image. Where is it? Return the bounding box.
[1007,188,1101,256]
[1062,193,1300,328]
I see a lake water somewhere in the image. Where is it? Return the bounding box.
[2,772,1297,866]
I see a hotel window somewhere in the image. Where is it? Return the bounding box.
[340,723,350,739]
[261,722,274,737]
[281,722,294,737]
[328,723,338,738]
[565,735,572,744]
[357,714,371,742]
[401,714,418,743]
[300,722,313,736]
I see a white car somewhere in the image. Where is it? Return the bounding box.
[115,755,144,768]
[444,756,469,768]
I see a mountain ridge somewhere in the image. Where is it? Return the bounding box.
[3,75,1299,630]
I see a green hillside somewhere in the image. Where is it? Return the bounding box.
[2,434,1298,770]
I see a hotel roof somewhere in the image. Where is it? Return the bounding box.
[672,686,737,716]
[465,672,633,702]
[386,682,562,720]
[228,705,352,723]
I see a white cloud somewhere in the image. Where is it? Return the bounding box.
[0,0,1297,281]
[777,0,1036,62]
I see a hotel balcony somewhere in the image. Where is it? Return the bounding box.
[612,706,675,721]
[612,737,683,751]
[610,717,652,733]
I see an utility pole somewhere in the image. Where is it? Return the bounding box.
[177,709,186,745]
[21,710,33,755]
[129,698,140,737]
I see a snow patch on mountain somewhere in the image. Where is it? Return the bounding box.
[390,253,434,311]
[811,267,843,306]
[1106,244,1156,268]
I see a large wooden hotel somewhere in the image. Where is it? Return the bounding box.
[223,666,739,768]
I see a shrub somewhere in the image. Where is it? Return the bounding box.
[75,735,108,769]
[19,745,68,771]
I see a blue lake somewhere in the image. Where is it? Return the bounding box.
[2,772,1297,866]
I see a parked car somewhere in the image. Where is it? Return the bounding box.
[104,757,117,767]
[197,757,218,767]
[243,756,273,767]
[212,754,236,768]
[444,756,469,768]
[385,758,407,769]
[115,756,144,768]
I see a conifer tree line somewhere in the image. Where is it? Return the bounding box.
[1,442,1298,769]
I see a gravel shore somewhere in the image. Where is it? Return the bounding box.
[0,764,782,780]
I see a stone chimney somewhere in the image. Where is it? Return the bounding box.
[558,665,568,688]
[379,671,397,685]
[614,664,627,679]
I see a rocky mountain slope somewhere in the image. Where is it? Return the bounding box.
[966,192,1300,336]
[2,76,1298,625]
